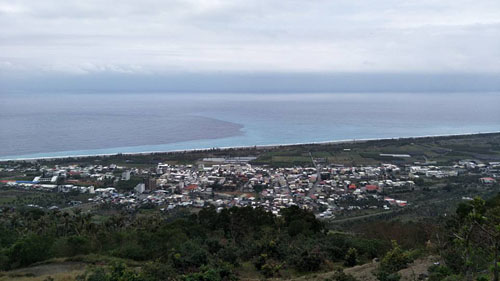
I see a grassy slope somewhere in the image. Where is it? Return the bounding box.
[0,256,438,281]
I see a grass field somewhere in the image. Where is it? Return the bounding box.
[250,133,500,166]
[0,189,92,208]
[3,133,498,169]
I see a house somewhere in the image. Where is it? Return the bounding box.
[480,177,497,185]
[135,183,145,193]
[395,200,407,207]
[121,171,131,181]
[185,184,198,192]
[365,185,378,193]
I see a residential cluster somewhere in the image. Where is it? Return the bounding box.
[0,157,499,218]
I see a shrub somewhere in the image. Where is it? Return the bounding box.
[53,235,91,257]
[141,261,176,281]
[379,241,412,273]
[344,248,358,267]
[8,234,53,268]
[294,248,324,272]
[326,269,358,281]
[260,261,281,278]
[375,241,412,281]
[428,265,453,281]
[375,271,401,281]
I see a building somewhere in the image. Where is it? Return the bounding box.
[121,171,131,181]
[480,177,497,185]
[145,177,157,191]
[135,183,145,193]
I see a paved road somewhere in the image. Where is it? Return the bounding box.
[329,209,395,223]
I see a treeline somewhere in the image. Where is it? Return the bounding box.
[0,206,389,280]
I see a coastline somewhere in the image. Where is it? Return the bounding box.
[1,130,499,162]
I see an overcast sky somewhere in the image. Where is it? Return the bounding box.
[1,0,499,75]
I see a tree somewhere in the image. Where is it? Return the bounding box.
[472,198,500,281]
[344,248,358,267]
[281,206,324,237]
[450,198,490,281]
[375,241,411,281]
[379,241,411,273]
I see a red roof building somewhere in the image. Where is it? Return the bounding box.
[185,184,198,191]
[480,177,497,184]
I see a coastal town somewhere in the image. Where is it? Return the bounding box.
[1,153,498,219]
[1,0,499,278]
[1,133,500,281]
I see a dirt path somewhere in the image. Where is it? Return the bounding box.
[345,255,438,281]
[0,262,86,281]
[7,262,86,276]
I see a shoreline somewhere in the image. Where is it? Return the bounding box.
[1,131,499,162]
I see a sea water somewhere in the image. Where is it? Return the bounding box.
[1,92,499,159]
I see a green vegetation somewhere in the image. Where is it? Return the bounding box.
[0,189,91,208]
[114,176,144,192]
[3,132,497,168]
[1,193,500,280]
[0,205,392,280]
[374,241,413,281]
[1,133,500,280]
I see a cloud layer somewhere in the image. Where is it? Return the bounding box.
[1,0,499,75]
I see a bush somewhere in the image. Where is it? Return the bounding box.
[260,261,281,278]
[375,241,412,281]
[326,269,358,281]
[375,271,401,281]
[0,250,9,270]
[442,275,465,281]
[84,267,108,281]
[80,263,147,281]
[428,265,453,281]
[172,241,208,270]
[141,261,176,281]
[217,246,240,266]
[253,253,267,271]
[344,248,358,267]
[8,234,53,268]
[378,241,412,273]
[183,264,237,281]
[294,249,324,272]
[53,235,91,257]
[112,241,149,261]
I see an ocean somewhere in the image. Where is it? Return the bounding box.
[1,92,499,160]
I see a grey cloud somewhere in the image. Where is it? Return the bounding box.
[0,0,499,75]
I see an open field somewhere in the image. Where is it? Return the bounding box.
[4,132,497,168]
[0,189,92,208]
[250,133,500,167]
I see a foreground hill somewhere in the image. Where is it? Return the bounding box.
[0,194,499,280]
